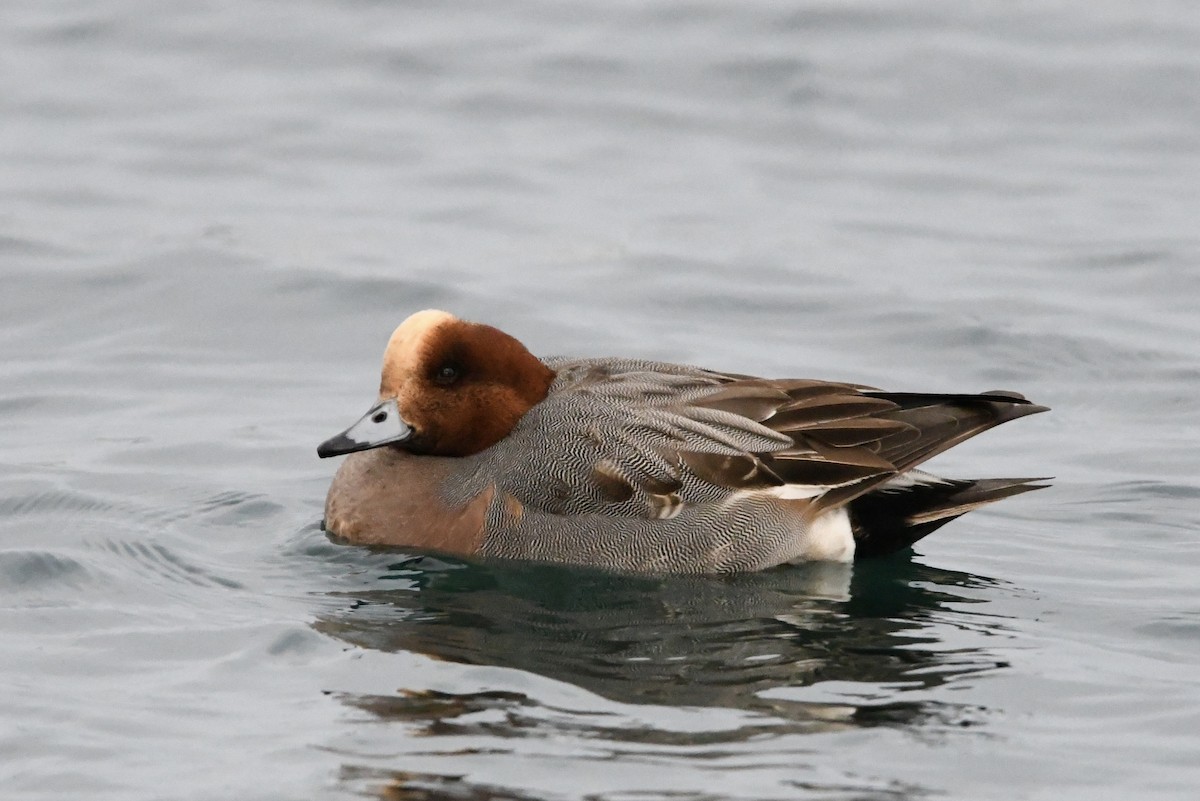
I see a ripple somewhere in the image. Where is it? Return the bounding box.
[134,489,286,530]
[1102,480,1200,501]
[0,549,94,590]
[188,490,286,526]
[1135,615,1200,647]
[0,488,119,518]
[96,539,244,591]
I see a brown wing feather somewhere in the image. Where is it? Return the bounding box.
[865,392,1049,473]
[680,451,784,489]
[534,364,1046,519]
[687,382,792,422]
[805,392,1050,512]
[672,380,1047,510]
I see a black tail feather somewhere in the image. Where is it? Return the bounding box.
[849,476,1050,559]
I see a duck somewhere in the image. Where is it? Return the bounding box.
[317,310,1048,574]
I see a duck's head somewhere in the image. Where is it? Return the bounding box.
[317,310,556,459]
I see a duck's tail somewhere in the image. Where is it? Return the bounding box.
[849,474,1050,559]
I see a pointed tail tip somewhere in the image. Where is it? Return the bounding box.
[980,390,1050,414]
[969,476,1054,496]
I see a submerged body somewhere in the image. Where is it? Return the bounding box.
[319,311,1048,574]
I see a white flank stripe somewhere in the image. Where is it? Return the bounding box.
[880,469,951,490]
[767,484,827,500]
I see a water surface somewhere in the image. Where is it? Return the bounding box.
[3,2,1199,799]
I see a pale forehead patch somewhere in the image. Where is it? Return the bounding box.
[386,309,458,353]
[379,309,460,396]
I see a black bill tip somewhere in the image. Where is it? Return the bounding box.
[317,433,359,459]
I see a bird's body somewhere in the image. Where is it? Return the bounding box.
[319,311,1047,574]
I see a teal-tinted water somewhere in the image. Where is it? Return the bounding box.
[3,2,1199,799]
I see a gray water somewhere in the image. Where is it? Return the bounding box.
[3,2,1199,799]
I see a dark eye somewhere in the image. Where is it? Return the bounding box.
[433,364,461,386]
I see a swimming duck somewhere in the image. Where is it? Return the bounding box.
[318,310,1047,574]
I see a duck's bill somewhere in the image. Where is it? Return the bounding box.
[317,398,413,458]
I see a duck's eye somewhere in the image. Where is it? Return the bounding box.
[433,364,461,386]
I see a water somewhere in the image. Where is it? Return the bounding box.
[3,2,1199,799]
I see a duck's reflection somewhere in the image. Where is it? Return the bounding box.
[313,551,1008,799]
[313,550,1007,722]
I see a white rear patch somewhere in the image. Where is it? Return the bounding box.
[803,508,855,562]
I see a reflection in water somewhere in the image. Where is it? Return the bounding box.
[308,545,1009,798]
[341,767,542,801]
[315,552,1005,710]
